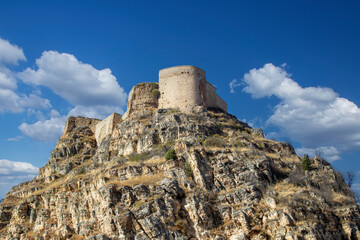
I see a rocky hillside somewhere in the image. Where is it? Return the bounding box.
[1,106,360,240]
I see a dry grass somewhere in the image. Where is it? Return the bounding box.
[69,235,86,240]
[265,153,280,159]
[1,195,21,206]
[107,173,164,187]
[144,156,166,166]
[332,191,353,204]
[274,181,305,199]
[29,178,66,197]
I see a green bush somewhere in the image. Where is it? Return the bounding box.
[302,154,311,171]
[150,82,159,89]
[152,89,160,98]
[185,161,193,178]
[165,149,177,160]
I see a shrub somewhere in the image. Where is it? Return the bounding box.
[128,152,150,162]
[288,167,307,187]
[165,149,177,161]
[150,82,159,89]
[152,89,160,98]
[203,136,226,148]
[185,161,193,178]
[302,154,311,171]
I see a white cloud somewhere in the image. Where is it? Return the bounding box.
[19,116,67,142]
[229,79,241,93]
[0,67,17,90]
[16,51,127,142]
[296,146,341,162]
[0,159,38,198]
[242,63,360,159]
[18,51,127,107]
[0,159,38,176]
[0,37,50,114]
[0,38,26,65]
[7,136,24,142]
[68,105,123,119]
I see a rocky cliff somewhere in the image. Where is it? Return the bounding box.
[1,106,360,240]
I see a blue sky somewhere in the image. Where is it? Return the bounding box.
[1,0,360,197]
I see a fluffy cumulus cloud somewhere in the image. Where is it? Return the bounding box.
[19,51,127,107]
[16,51,127,142]
[0,38,26,65]
[0,159,39,198]
[241,63,360,161]
[0,37,50,113]
[19,115,67,142]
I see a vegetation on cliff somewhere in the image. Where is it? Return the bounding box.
[0,107,359,239]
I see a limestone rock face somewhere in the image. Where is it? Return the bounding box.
[122,82,159,119]
[1,110,360,240]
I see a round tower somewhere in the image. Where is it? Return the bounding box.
[158,65,207,113]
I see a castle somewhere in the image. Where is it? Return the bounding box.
[64,65,228,144]
[158,65,227,113]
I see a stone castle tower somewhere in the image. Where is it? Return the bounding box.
[158,65,227,113]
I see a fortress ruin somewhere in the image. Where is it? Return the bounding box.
[124,65,227,118]
[64,65,228,144]
[158,65,227,113]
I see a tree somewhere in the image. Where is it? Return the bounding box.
[314,148,323,159]
[345,171,356,187]
[302,154,311,171]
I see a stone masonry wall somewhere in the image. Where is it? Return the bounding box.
[158,66,207,113]
[95,113,122,144]
[158,65,227,113]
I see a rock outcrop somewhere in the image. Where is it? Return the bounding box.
[123,83,159,119]
[1,106,360,239]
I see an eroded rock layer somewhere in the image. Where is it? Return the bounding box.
[1,108,359,240]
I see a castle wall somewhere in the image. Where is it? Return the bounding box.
[95,113,122,144]
[63,116,101,135]
[205,82,217,108]
[159,66,207,113]
[216,95,228,112]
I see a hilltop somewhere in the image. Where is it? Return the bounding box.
[0,66,360,239]
[0,105,359,239]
